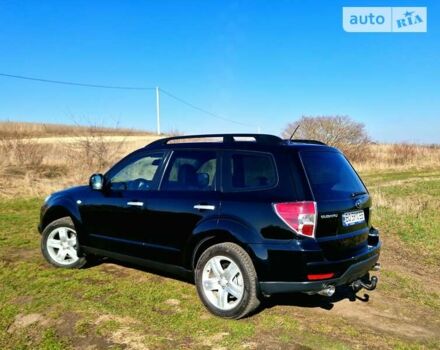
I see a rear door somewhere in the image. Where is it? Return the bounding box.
[299,150,371,260]
[143,149,221,265]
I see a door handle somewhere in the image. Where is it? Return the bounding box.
[194,204,216,211]
[127,201,144,207]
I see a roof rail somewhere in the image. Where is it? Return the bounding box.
[148,133,282,147]
[285,139,327,145]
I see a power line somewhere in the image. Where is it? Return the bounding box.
[0,72,258,130]
[0,73,155,90]
[159,88,256,127]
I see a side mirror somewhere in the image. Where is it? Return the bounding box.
[89,173,104,190]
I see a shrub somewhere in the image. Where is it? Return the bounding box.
[282,116,371,162]
[0,131,45,167]
[390,143,418,165]
[67,125,127,178]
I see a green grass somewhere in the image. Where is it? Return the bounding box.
[361,169,440,187]
[1,169,440,349]
[0,198,41,250]
[39,329,67,350]
[381,270,440,311]
[361,169,440,264]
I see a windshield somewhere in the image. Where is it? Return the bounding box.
[300,151,367,201]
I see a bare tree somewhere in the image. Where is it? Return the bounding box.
[282,116,370,161]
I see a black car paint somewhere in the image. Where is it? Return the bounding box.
[39,136,381,293]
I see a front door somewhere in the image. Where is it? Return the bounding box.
[80,150,167,258]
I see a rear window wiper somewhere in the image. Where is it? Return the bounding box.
[351,191,368,198]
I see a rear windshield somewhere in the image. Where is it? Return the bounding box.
[300,151,366,200]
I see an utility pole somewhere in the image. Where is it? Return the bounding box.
[155,86,161,135]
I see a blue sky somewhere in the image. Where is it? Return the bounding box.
[0,0,438,142]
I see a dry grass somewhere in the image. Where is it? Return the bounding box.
[371,190,437,216]
[0,121,153,138]
[1,124,440,349]
[353,143,440,171]
[0,123,160,197]
[0,122,440,198]
[0,137,45,167]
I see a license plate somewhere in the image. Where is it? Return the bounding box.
[342,210,365,227]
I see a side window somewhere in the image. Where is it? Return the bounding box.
[162,151,217,191]
[109,153,164,191]
[227,152,277,191]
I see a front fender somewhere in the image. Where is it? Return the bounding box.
[40,196,83,235]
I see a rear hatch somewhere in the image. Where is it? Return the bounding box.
[300,150,371,260]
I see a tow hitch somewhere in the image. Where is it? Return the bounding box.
[351,275,378,291]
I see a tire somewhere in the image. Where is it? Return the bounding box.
[195,242,260,319]
[41,217,87,269]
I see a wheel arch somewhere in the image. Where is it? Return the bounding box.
[41,200,82,234]
[186,218,261,271]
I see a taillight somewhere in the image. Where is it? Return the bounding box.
[307,273,334,280]
[273,201,317,238]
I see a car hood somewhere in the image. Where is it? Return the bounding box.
[50,185,90,199]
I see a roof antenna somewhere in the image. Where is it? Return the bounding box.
[289,124,300,141]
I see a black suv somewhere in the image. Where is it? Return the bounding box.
[39,134,381,319]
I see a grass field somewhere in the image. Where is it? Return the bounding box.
[1,168,439,349]
[0,121,154,138]
[1,122,440,349]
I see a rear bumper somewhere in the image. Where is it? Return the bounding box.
[259,253,379,295]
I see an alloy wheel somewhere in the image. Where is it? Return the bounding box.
[46,227,79,265]
[201,255,244,311]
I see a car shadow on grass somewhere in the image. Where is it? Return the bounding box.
[85,256,194,284]
[261,285,371,312]
[85,258,371,316]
